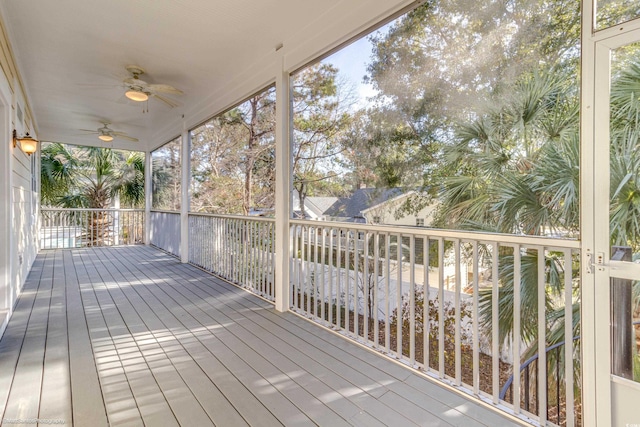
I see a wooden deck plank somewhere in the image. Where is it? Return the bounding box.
[85,251,266,427]
[84,248,281,426]
[113,272,352,426]
[0,246,524,427]
[82,251,219,427]
[64,250,109,427]
[2,252,54,423]
[155,271,423,425]
[125,246,520,427]
[94,247,309,426]
[117,247,419,426]
[0,256,47,419]
[0,253,47,421]
[118,247,454,426]
[110,251,360,424]
[38,251,73,424]
[73,250,145,426]
[77,249,197,427]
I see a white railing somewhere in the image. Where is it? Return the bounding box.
[189,213,276,302]
[290,219,581,427]
[150,210,181,257]
[40,208,144,249]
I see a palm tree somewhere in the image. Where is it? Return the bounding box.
[437,53,640,378]
[41,143,145,244]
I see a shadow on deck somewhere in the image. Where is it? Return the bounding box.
[0,246,522,426]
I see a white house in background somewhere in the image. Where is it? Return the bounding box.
[292,195,339,220]
[293,188,437,226]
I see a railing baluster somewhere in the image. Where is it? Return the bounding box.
[328,227,334,326]
[321,227,326,322]
[438,237,445,376]
[373,232,379,347]
[424,236,430,371]
[491,242,500,402]
[314,226,320,319]
[564,249,575,427]
[472,241,479,394]
[345,229,351,334]
[385,233,390,353]
[336,228,342,330]
[525,364,530,412]
[364,230,370,341]
[537,246,547,424]
[306,225,312,315]
[556,346,561,425]
[354,230,359,339]
[397,234,403,358]
[409,234,416,366]
[40,209,144,250]
[513,244,522,414]
[454,239,461,385]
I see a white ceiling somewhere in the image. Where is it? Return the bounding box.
[0,0,408,152]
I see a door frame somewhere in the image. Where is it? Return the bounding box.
[582,18,640,427]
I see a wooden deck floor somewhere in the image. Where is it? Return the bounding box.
[0,246,523,427]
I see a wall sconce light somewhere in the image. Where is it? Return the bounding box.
[13,129,38,155]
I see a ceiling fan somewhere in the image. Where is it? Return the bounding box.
[123,65,183,108]
[80,123,139,142]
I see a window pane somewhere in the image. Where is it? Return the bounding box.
[597,0,640,30]
[152,137,181,211]
[609,44,640,382]
[189,86,276,215]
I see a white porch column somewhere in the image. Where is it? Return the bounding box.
[144,150,152,245]
[180,128,190,263]
[274,55,291,312]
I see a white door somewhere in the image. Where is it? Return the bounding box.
[592,25,640,427]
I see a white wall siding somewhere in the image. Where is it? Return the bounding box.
[0,13,38,337]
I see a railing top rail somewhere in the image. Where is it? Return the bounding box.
[188,212,276,223]
[150,209,181,215]
[41,208,145,212]
[289,218,580,249]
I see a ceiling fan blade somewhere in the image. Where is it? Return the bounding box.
[79,129,100,133]
[116,135,139,142]
[152,93,180,108]
[148,83,183,95]
[124,77,148,87]
[115,134,139,142]
[76,83,120,89]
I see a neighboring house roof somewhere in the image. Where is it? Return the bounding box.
[324,188,406,220]
[306,197,340,217]
[293,188,421,222]
[292,194,339,219]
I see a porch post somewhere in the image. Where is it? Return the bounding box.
[144,149,151,245]
[180,128,190,263]
[274,54,291,312]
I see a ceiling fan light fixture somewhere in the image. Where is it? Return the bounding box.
[98,134,114,142]
[125,90,149,102]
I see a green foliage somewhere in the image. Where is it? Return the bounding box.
[41,143,145,209]
[152,138,181,211]
[292,63,354,213]
[40,142,78,206]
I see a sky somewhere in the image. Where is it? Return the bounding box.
[321,32,379,110]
